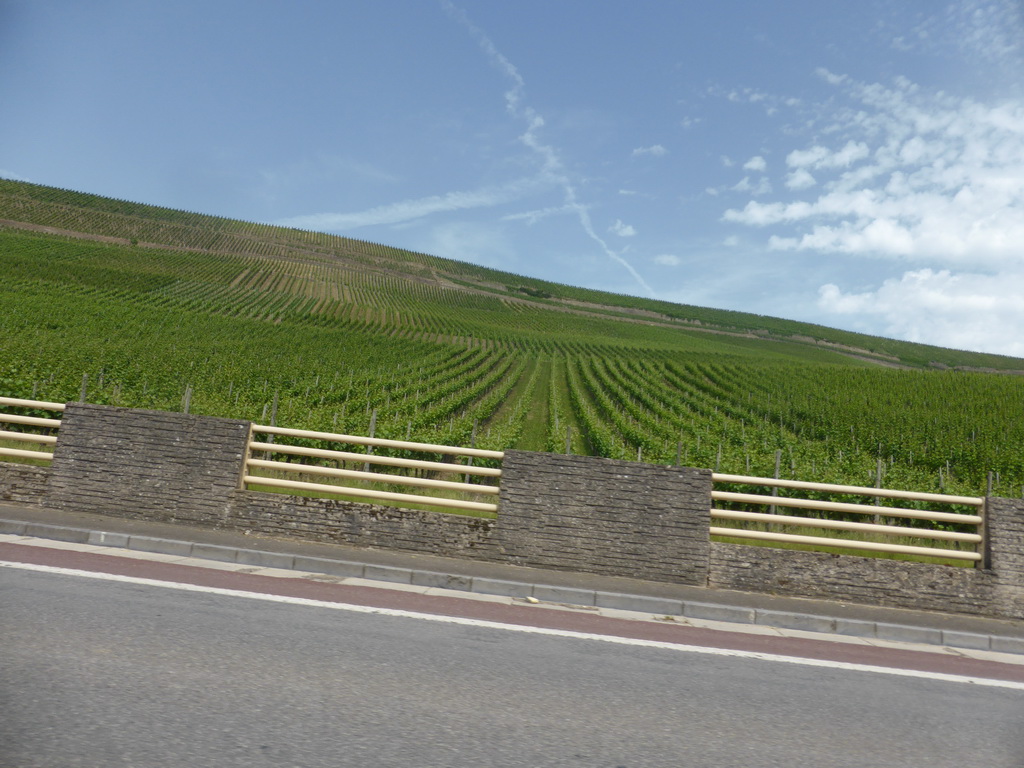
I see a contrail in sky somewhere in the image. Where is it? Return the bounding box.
[441,1,655,297]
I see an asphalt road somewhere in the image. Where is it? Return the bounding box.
[2,564,1023,768]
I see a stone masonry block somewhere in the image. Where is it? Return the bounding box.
[0,462,50,505]
[46,403,251,525]
[495,451,711,585]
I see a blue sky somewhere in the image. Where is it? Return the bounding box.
[3,0,1024,356]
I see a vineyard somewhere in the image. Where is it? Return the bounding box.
[3,178,1024,502]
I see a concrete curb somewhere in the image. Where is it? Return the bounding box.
[3,517,1023,656]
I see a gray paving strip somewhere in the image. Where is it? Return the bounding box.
[2,514,1022,656]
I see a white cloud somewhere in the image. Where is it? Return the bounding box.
[731,176,773,196]
[277,179,540,231]
[421,221,515,269]
[830,141,871,168]
[743,156,767,172]
[786,169,816,190]
[632,144,667,157]
[0,169,30,182]
[722,75,1024,267]
[786,145,830,169]
[720,70,1024,353]
[654,253,681,266]
[818,269,1024,357]
[502,204,574,226]
[711,84,793,116]
[892,1,1024,69]
[786,141,868,170]
[725,87,771,104]
[444,0,654,297]
[609,219,637,237]
[815,68,848,86]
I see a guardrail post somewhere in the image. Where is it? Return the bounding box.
[977,496,990,570]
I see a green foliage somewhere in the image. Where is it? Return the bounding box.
[2,178,1024,499]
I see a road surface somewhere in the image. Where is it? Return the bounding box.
[2,543,1023,767]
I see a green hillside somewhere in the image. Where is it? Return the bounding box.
[2,178,1023,497]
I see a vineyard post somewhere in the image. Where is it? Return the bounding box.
[265,391,279,445]
[363,408,377,473]
[770,449,780,515]
[565,426,572,455]
[79,374,88,403]
[464,420,477,484]
[182,386,192,415]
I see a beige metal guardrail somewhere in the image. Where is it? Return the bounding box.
[245,424,504,513]
[710,473,985,563]
[0,397,65,462]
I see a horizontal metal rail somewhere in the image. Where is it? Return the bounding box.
[710,508,982,543]
[0,413,62,428]
[710,473,984,563]
[0,429,57,445]
[0,399,62,464]
[712,473,983,507]
[0,396,67,412]
[245,426,504,513]
[0,446,54,461]
[247,458,499,495]
[710,490,982,525]
[243,475,498,513]
[248,442,502,478]
[708,526,982,562]
[251,424,504,460]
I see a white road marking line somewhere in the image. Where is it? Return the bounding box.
[4,559,1023,691]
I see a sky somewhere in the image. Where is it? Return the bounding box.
[3,0,1024,357]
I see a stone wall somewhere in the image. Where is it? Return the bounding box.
[0,461,49,504]
[225,490,498,559]
[3,403,1024,620]
[709,543,1009,619]
[496,451,710,585]
[983,497,1024,619]
[45,403,251,525]
[708,498,1024,621]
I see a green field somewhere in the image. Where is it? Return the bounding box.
[3,178,1024,500]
